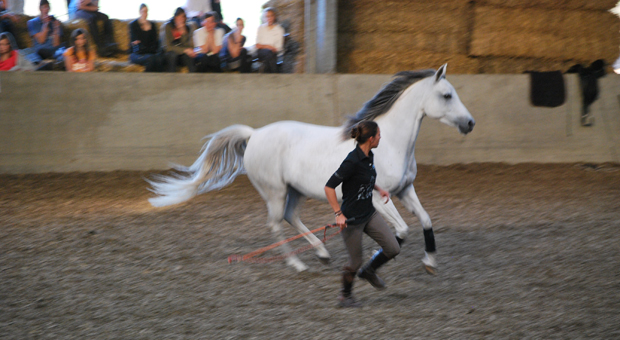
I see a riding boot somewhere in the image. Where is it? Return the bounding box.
[338,266,361,308]
[358,251,390,290]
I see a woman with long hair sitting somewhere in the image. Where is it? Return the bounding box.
[63,28,95,72]
[161,7,196,72]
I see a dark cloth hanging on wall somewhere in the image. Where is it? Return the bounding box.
[528,71,566,107]
[566,59,606,126]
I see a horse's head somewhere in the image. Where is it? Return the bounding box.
[423,64,475,135]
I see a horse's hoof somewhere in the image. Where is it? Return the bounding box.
[287,257,309,272]
[317,256,331,265]
[423,264,437,276]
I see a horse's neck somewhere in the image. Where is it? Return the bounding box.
[379,81,427,164]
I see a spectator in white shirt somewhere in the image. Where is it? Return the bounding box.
[255,7,284,73]
[193,12,223,72]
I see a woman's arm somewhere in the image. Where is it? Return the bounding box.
[325,186,347,227]
[227,34,240,58]
[52,20,61,47]
[85,50,95,72]
[64,54,74,72]
[208,30,222,55]
[129,20,140,47]
[32,20,49,44]
[163,24,187,55]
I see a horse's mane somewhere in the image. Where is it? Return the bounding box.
[342,69,436,139]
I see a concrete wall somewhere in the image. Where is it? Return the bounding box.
[1,72,619,173]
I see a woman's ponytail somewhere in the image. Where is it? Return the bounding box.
[351,121,378,144]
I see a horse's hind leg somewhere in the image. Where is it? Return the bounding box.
[253,182,308,272]
[373,195,409,240]
[284,187,331,264]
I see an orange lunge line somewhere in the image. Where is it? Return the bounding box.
[228,224,342,264]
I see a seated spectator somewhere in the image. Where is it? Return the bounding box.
[0,0,19,47]
[63,28,95,72]
[193,12,223,73]
[183,0,210,29]
[0,31,16,70]
[162,7,196,72]
[220,18,251,73]
[255,7,284,73]
[129,4,164,72]
[26,0,64,65]
[68,0,118,57]
[0,32,33,70]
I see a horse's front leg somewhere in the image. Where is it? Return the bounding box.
[397,184,437,275]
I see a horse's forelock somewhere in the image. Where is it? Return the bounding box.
[341,69,436,139]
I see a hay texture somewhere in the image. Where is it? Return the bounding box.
[266,0,620,74]
[337,50,479,74]
[475,56,579,74]
[477,0,619,11]
[470,6,620,63]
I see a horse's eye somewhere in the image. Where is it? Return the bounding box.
[443,93,452,100]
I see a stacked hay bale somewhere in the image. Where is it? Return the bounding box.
[471,0,620,73]
[337,0,479,73]
[263,0,619,74]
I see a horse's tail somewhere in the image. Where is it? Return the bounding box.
[147,124,254,207]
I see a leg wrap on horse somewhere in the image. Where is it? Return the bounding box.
[341,266,356,297]
[424,228,436,253]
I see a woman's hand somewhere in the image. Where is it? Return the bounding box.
[184,48,196,58]
[335,213,348,228]
[376,186,390,204]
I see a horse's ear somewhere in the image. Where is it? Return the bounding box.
[435,63,447,82]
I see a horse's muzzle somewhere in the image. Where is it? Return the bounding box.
[458,118,476,135]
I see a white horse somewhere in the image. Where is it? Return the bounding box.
[148,64,475,272]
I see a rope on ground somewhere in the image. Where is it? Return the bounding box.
[228,224,343,264]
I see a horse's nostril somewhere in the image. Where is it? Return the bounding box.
[468,120,475,128]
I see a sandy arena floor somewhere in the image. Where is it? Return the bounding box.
[1,163,620,339]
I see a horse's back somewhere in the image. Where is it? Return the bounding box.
[244,121,351,199]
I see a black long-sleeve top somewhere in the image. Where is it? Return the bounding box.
[325,145,377,225]
[129,19,159,55]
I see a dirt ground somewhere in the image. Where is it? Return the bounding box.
[1,163,620,339]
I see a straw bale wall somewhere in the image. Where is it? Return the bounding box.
[263,0,620,74]
[470,6,619,62]
[476,0,619,11]
[337,50,480,74]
